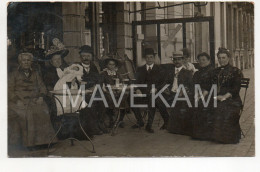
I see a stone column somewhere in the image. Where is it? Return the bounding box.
[115,3,133,59]
[62,2,87,64]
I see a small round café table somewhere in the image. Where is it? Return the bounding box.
[48,88,96,154]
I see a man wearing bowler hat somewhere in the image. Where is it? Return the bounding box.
[131,48,168,133]
[78,45,100,89]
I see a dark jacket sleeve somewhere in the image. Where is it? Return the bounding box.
[36,72,47,96]
[43,69,56,91]
[229,69,243,97]
[156,66,168,90]
[160,69,174,89]
[8,71,19,102]
[185,70,194,93]
[135,67,142,84]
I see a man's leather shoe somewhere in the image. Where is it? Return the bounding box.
[118,121,125,128]
[145,126,154,133]
[131,123,144,129]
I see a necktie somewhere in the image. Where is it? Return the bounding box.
[82,63,90,73]
[84,67,90,73]
[148,66,152,73]
[171,69,179,92]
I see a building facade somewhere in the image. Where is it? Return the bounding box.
[8,2,254,69]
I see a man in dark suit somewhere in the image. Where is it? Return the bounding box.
[77,45,107,135]
[78,45,100,89]
[155,51,193,132]
[131,48,168,133]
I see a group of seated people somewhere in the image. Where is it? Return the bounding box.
[8,38,244,150]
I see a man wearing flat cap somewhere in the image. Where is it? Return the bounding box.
[155,50,193,135]
[131,48,168,133]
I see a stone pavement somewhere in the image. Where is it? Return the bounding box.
[8,68,255,157]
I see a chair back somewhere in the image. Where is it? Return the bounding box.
[241,78,250,89]
[240,77,250,112]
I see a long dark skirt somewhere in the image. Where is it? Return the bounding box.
[211,99,241,144]
[167,101,193,136]
[192,106,214,140]
[191,97,215,140]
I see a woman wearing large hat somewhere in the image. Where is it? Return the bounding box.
[43,38,69,91]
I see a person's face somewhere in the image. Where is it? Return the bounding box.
[172,56,184,68]
[80,52,92,65]
[217,53,229,66]
[198,56,211,68]
[145,54,155,65]
[19,55,32,69]
[107,61,116,71]
[51,55,62,68]
[183,55,190,63]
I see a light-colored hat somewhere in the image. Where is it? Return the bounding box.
[172,51,184,58]
[45,38,69,60]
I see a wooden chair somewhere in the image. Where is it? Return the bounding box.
[240,78,250,137]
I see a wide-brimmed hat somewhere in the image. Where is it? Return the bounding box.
[79,45,93,55]
[144,48,156,56]
[45,38,69,60]
[103,58,121,67]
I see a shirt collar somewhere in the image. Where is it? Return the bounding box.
[220,64,230,70]
[107,69,117,76]
[18,66,32,72]
[82,63,90,68]
[146,63,154,70]
[175,65,184,73]
[18,67,32,78]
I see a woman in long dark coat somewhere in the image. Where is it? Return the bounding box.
[8,52,57,148]
[192,52,215,140]
[211,48,243,144]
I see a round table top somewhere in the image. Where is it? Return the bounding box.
[105,84,137,90]
[49,89,93,95]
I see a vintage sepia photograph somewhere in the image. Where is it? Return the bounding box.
[7,1,255,158]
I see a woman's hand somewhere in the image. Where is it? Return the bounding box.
[70,78,78,89]
[217,95,226,101]
[216,93,232,102]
